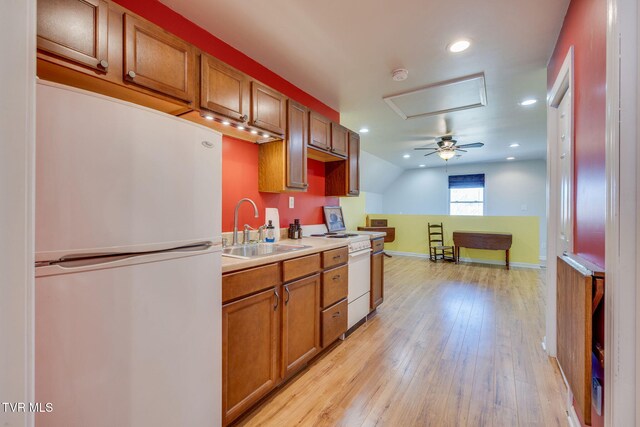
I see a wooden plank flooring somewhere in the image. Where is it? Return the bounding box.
[237,256,568,426]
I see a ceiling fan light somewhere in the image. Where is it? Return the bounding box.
[438,149,456,160]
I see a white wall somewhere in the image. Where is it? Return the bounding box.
[0,1,36,426]
[364,192,383,213]
[381,159,547,255]
[359,150,403,193]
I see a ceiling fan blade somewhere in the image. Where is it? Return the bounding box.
[454,149,468,153]
[414,147,438,150]
[456,142,484,148]
[423,151,439,157]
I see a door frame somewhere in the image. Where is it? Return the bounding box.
[0,1,36,426]
[604,0,638,425]
[545,45,574,358]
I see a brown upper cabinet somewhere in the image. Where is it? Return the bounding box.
[325,130,360,196]
[200,53,250,123]
[308,111,331,151]
[286,100,309,190]
[37,0,109,72]
[347,131,361,196]
[330,122,349,158]
[123,13,196,104]
[258,100,308,193]
[250,82,286,136]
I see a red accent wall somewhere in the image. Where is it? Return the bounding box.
[548,1,606,426]
[111,0,341,231]
[222,136,338,231]
[548,0,606,269]
[111,0,339,123]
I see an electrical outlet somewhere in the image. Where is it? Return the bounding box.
[289,196,294,209]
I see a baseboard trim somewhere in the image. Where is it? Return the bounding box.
[384,251,541,269]
[567,404,580,427]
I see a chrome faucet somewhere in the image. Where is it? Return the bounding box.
[233,198,259,245]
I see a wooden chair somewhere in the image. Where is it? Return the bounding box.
[428,223,455,262]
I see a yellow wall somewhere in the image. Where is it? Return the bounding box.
[368,214,540,265]
[339,192,367,231]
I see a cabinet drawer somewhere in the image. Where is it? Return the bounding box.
[322,247,348,269]
[282,253,320,283]
[322,299,348,347]
[372,238,384,254]
[222,263,281,303]
[322,265,348,308]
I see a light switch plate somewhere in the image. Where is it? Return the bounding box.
[289,196,294,209]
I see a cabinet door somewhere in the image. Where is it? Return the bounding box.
[347,131,360,196]
[281,274,321,379]
[250,82,286,135]
[123,14,195,103]
[286,100,309,190]
[200,53,249,123]
[37,0,109,72]
[330,122,349,158]
[222,288,279,426]
[308,111,331,151]
[371,252,384,310]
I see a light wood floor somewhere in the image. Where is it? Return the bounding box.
[238,256,568,427]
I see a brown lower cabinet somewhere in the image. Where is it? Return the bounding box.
[370,237,384,310]
[222,249,347,426]
[281,274,321,379]
[222,287,279,426]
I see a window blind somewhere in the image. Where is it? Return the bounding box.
[448,174,485,189]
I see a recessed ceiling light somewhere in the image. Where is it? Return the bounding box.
[403,154,411,159]
[359,128,369,133]
[250,130,258,135]
[222,120,230,125]
[204,115,214,121]
[262,133,270,138]
[448,40,471,53]
[419,164,426,168]
[519,98,537,106]
[237,125,245,130]
[506,156,515,160]
[510,143,520,148]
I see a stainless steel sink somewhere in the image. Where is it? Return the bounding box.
[222,243,310,259]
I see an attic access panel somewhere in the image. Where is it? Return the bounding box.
[383,72,487,120]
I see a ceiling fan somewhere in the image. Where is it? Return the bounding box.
[414,135,484,160]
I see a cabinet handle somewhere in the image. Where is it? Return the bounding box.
[240,114,248,122]
[332,311,341,318]
[284,285,290,305]
[332,275,341,281]
[303,183,309,188]
[127,70,136,79]
[274,289,279,311]
[333,255,341,260]
[98,59,109,69]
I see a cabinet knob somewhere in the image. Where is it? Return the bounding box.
[98,59,109,69]
[303,183,309,188]
[332,311,341,318]
[127,70,136,79]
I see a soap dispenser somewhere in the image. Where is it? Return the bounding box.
[265,220,276,243]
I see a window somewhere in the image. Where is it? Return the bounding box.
[449,174,485,216]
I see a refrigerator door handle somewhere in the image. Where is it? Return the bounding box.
[36,241,220,277]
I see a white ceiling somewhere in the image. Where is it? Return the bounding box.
[160,0,569,169]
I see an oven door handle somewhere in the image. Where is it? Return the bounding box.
[349,248,372,258]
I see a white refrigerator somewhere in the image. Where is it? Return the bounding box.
[35,81,222,427]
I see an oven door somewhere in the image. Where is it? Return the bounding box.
[347,248,371,329]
